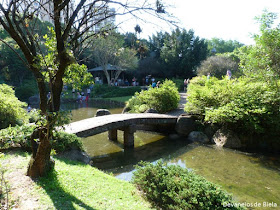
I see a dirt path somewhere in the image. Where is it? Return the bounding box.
[1,152,44,210]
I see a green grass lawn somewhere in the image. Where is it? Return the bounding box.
[107,96,132,103]
[1,152,153,210]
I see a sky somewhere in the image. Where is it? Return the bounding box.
[116,0,280,45]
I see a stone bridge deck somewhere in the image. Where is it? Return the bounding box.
[64,113,178,147]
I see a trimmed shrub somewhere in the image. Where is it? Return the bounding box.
[185,76,280,134]
[0,84,29,129]
[132,161,244,210]
[125,80,180,113]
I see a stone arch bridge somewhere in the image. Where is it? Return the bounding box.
[64,113,178,148]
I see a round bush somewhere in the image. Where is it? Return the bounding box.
[0,84,29,129]
[126,80,180,113]
[132,161,244,210]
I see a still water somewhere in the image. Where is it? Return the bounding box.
[61,101,123,122]
[67,102,280,207]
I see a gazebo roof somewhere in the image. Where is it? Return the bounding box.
[88,64,123,72]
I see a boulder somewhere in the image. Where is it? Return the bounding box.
[144,108,158,113]
[188,131,209,143]
[95,109,111,117]
[212,127,242,148]
[175,114,196,136]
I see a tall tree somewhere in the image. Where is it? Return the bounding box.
[207,38,244,55]
[0,0,172,177]
[92,33,138,85]
[239,10,280,79]
[160,28,208,78]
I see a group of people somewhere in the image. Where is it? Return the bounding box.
[207,69,232,80]
[74,88,91,102]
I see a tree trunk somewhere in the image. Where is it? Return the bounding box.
[26,74,56,178]
[27,127,54,178]
[113,70,122,83]
[103,68,111,86]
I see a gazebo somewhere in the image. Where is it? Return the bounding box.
[88,64,124,85]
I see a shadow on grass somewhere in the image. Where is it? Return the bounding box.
[36,167,96,210]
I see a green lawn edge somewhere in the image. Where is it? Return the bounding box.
[1,151,153,210]
[106,95,132,103]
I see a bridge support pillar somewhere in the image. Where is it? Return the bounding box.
[123,126,135,148]
[108,129,118,141]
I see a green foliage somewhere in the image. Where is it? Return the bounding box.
[28,109,41,123]
[92,33,138,83]
[92,84,141,98]
[170,78,184,91]
[0,84,29,129]
[185,76,280,134]
[126,80,180,113]
[197,55,240,79]
[238,10,280,80]
[132,161,243,210]
[160,28,208,78]
[207,38,244,54]
[0,125,83,152]
[64,64,93,91]
[15,79,38,101]
[0,124,34,149]
[0,37,31,87]
[38,27,92,91]
[51,131,84,153]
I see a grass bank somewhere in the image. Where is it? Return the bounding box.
[0,151,152,210]
[107,95,132,103]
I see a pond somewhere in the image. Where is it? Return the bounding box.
[67,101,280,207]
[61,101,123,122]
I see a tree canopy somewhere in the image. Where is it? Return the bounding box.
[160,28,208,78]
[239,10,280,80]
[92,33,138,85]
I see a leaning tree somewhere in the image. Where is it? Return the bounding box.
[0,0,174,177]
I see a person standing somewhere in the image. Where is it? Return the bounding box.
[184,79,190,91]
[87,88,91,97]
[76,92,82,102]
[226,70,232,79]
[156,81,161,88]
[152,80,156,88]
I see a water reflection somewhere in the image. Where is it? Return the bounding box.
[82,132,190,173]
